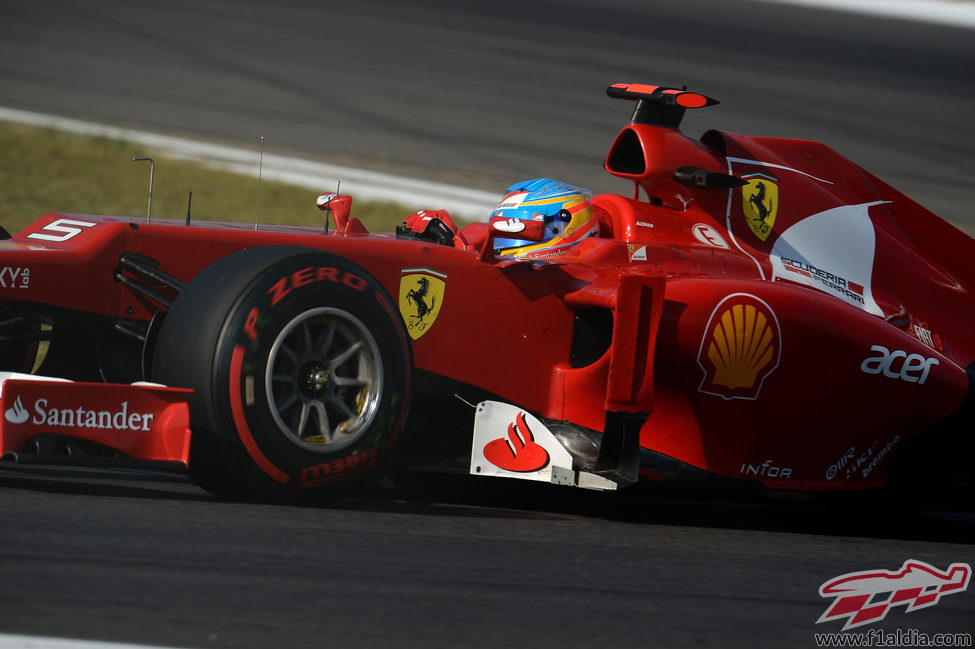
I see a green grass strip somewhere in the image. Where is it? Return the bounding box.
[0,122,411,235]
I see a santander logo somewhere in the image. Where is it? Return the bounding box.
[482,411,550,473]
[3,394,155,431]
[493,218,527,234]
[4,396,29,424]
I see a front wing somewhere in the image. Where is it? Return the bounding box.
[0,373,192,466]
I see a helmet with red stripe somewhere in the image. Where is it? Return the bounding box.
[491,178,598,258]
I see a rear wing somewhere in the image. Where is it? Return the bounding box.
[607,83,719,128]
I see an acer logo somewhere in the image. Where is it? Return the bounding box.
[859,345,938,385]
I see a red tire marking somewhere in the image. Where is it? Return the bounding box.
[230,345,290,484]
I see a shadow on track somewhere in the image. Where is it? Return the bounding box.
[3,462,972,543]
[0,462,217,502]
[355,472,975,545]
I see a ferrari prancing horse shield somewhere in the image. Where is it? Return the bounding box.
[742,173,778,241]
[398,269,446,340]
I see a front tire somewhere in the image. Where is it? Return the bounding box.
[152,246,412,502]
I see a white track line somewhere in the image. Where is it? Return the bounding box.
[0,107,499,221]
[0,633,183,649]
[758,0,975,28]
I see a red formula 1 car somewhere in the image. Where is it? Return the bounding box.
[1,83,972,504]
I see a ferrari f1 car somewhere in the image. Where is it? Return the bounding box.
[1,83,972,504]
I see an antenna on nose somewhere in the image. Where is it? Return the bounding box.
[255,136,265,230]
[132,157,154,222]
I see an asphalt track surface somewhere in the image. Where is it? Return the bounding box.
[0,2,974,648]
[1,0,974,231]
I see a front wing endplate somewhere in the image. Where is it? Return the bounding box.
[470,401,616,491]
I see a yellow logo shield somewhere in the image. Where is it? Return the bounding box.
[398,269,446,340]
[697,293,781,400]
[741,174,778,241]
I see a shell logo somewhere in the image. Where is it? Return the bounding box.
[697,293,781,400]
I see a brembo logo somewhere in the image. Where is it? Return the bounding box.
[4,395,155,431]
[817,560,971,630]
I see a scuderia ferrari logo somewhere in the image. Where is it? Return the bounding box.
[741,173,778,241]
[398,268,446,340]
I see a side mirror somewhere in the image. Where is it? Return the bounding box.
[316,193,353,231]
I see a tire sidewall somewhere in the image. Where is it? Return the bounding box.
[156,247,411,500]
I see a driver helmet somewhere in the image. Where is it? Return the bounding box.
[491,178,598,258]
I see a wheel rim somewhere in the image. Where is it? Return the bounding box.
[265,307,383,453]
